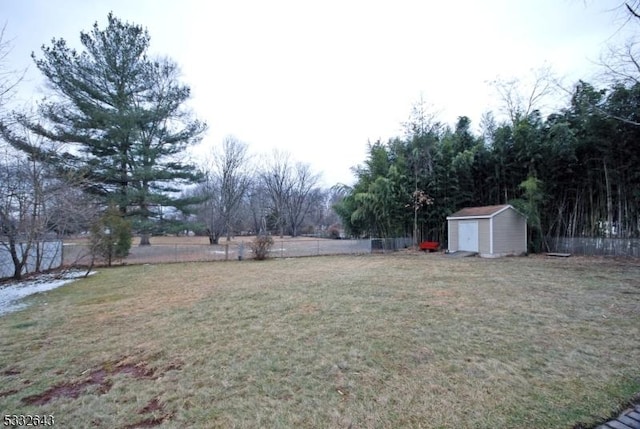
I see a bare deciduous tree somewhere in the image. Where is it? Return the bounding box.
[1,125,100,279]
[0,138,85,279]
[491,66,555,124]
[301,188,338,236]
[0,147,42,279]
[247,180,270,235]
[260,151,293,238]
[258,151,322,237]
[0,23,26,116]
[0,29,43,279]
[569,1,640,126]
[285,162,320,237]
[199,136,252,244]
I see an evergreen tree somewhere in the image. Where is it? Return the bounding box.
[510,176,547,252]
[1,13,206,245]
[90,204,132,267]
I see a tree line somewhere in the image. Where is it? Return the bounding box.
[185,139,338,245]
[333,3,640,252]
[334,76,640,251]
[2,6,640,279]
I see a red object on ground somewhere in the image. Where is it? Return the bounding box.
[419,241,440,252]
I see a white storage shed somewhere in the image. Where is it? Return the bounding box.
[447,204,527,257]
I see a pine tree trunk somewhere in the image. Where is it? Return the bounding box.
[139,233,151,246]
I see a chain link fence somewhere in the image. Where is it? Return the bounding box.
[370,237,414,253]
[548,237,640,257]
[0,240,63,280]
[63,238,380,266]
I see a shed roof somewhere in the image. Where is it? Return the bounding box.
[447,204,515,219]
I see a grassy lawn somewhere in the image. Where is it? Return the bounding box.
[0,253,639,428]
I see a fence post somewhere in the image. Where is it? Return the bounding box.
[225,243,229,261]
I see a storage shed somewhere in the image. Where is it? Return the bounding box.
[446,204,527,257]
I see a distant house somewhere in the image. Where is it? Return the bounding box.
[446,204,527,257]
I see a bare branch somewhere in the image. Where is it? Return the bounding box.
[0,23,27,112]
[626,2,640,19]
[491,66,555,124]
[195,135,252,243]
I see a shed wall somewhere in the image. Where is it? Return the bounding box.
[493,209,526,255]
[478,219,490,255]
[447,219,488,254]
[448,220,459,252]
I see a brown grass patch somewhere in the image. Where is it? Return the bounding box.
[1,253,639,428]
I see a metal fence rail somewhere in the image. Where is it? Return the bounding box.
[63,238,376,266]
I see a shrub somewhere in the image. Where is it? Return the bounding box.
[250,234,274,260]
[300,224,316,235]
[328,225,341,239]
[90,205,132,266]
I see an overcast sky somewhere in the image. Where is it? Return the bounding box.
[1,1,636,186]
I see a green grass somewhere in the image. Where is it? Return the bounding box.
[1,254,639,428]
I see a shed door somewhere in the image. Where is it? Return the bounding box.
[458,221,479,252]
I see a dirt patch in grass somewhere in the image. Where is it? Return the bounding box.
[139,397,163,414]
[0,389,19,398]
[21,359,157,406]
[22,369,110,405]
[122,416,166,429]
[120,397,171,429]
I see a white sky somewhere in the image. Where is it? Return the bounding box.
[1,0,636,186]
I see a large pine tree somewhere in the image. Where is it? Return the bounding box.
[2,13,206,245]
